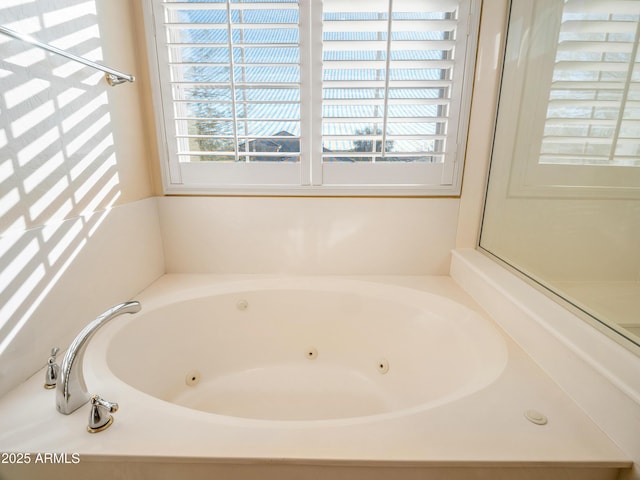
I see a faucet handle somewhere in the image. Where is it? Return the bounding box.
[44,347,60,389]
[87,395,118,433]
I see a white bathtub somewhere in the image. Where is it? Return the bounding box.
[85,277,508,426]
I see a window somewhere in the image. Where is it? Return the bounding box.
[504,0,640,199]
[145,0,478,195]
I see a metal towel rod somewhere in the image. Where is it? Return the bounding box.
[0,25,135,86]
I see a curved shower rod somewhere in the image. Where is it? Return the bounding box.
[0,25,135,86]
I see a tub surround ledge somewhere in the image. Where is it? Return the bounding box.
[450,248,640,480]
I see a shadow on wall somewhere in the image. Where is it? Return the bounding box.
[0,0,127,392]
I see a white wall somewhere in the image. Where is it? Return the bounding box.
[455,0,509,250]
[159,196,460,275]
[0,0,162,398]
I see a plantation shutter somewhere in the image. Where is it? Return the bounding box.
[148,0,478,194]
[541,0,640,167]
[320,0,474,188]
[155,0,302,189]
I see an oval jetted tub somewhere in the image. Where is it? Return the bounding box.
[85,277,508,426]
[0,275,629,479]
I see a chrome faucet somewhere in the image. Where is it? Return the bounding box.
[56,301,141,415]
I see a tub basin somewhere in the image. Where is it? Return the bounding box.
[87,278,508,424]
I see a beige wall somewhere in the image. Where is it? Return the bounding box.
[0,0,156,236]
[455,0,509,249]
[0,0,164,398]
[158,196,461,275]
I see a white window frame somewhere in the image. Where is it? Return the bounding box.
[143,0,479,196]
[502,0,640,200]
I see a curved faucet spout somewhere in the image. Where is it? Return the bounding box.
[56,301,141,415]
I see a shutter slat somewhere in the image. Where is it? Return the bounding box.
[166,42,298,48]
[324,40,455,52]
[323,19,458,33]
[323,117,447,124]
[551,81,627,90]
[558,41,635,53]
[324,60,454,69]
[560,20,638,34]
[544,118,617,125]
[562,1,640,15]
[163,2,299,11]
[542,136,615,144]
[323,0,459,13]
[548,99,623,107]
[165,23,299,29]
[554,61,630,71]
[324,98,449,105]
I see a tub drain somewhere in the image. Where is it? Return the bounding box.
[305,347,318,360]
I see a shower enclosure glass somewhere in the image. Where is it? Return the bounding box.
[480,0,640,351]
